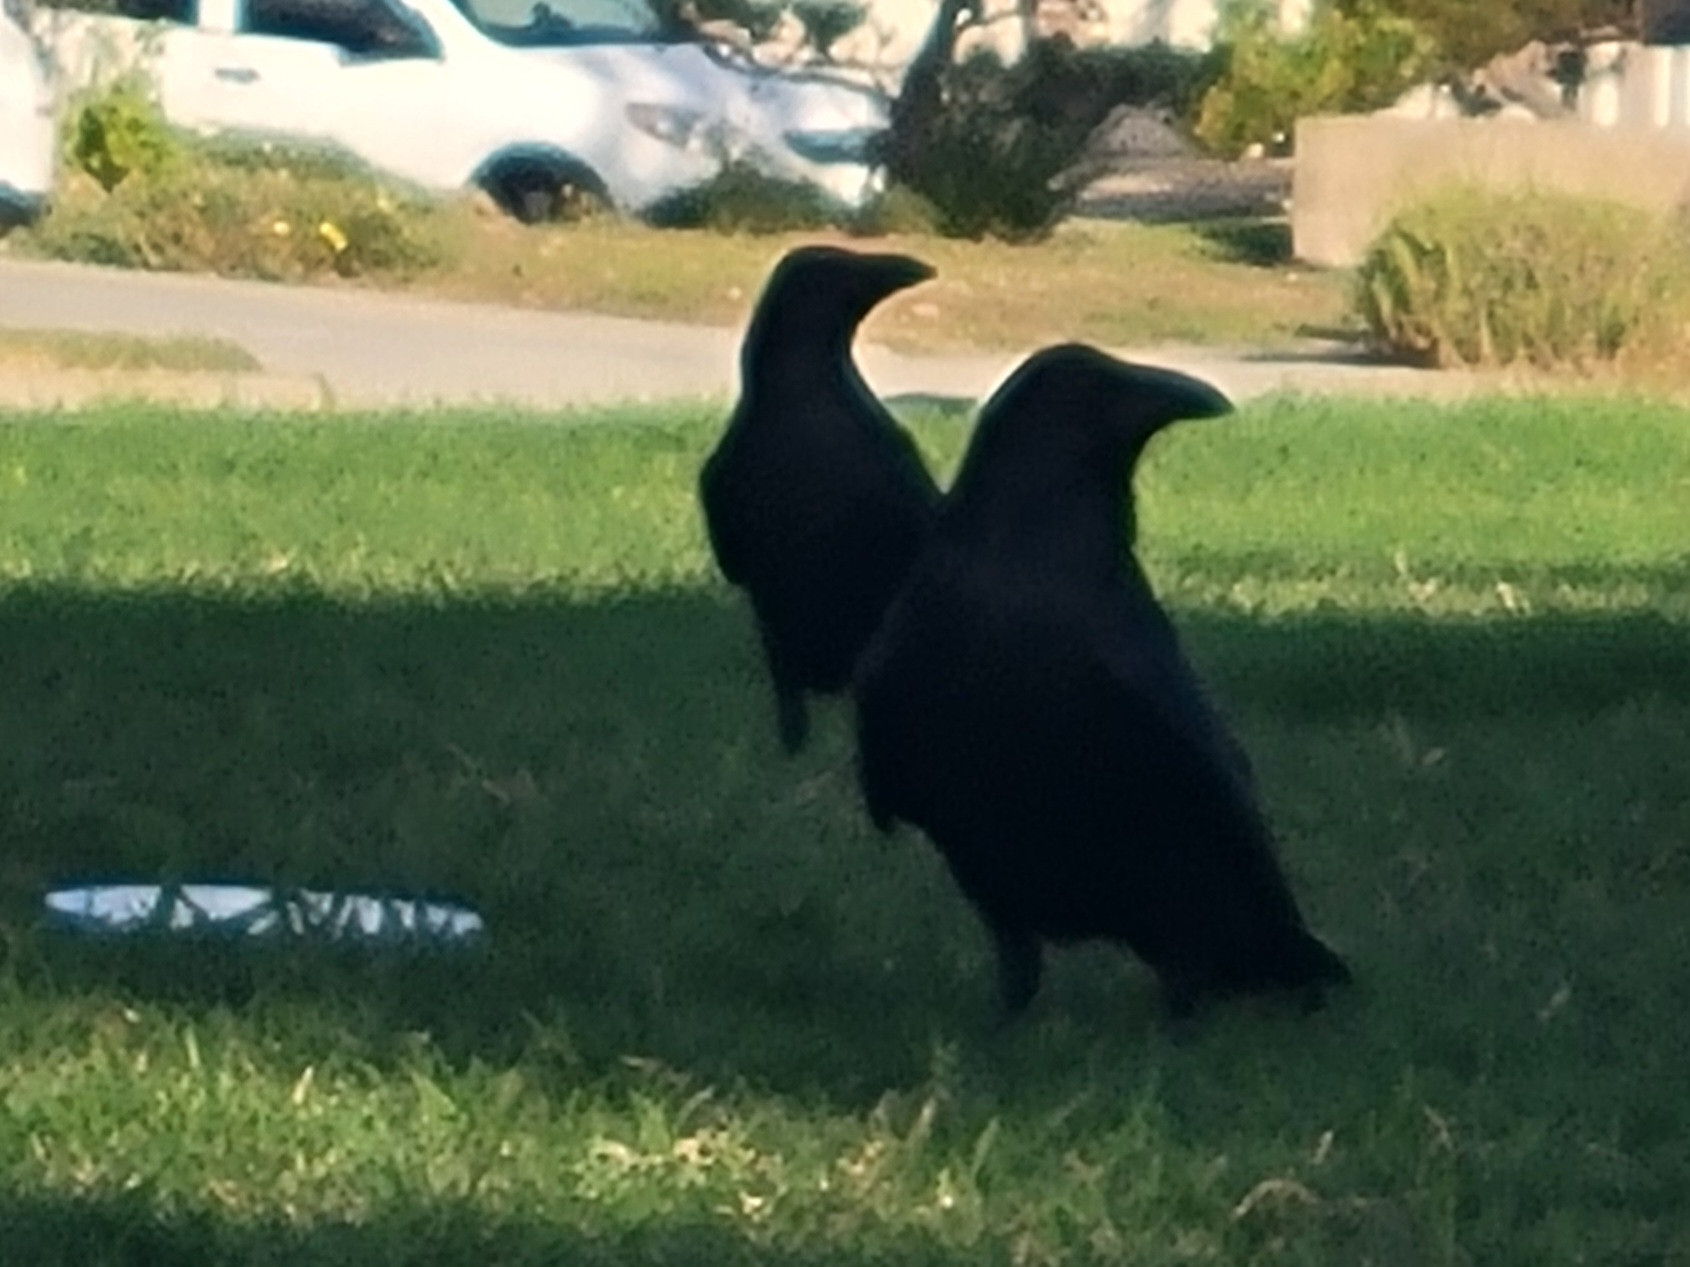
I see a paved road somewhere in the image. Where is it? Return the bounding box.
[0,256,1482,410]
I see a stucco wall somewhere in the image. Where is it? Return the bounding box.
[1291,114,1690,268]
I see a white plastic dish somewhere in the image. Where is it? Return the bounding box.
[45,883,485,944]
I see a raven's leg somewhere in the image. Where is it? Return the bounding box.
[774,684,809,755]
[1142,967,1205,1046]
[1161,981,1199,1022]
[756,620,810,754]
[989,922,1043,1019]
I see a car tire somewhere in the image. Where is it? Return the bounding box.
[481,154,610,225]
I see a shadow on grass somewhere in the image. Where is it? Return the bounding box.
[0,1188,964,1267]
[1190,217,1293,268]
[0,580,1686,1102]
[1180,598,1690,720]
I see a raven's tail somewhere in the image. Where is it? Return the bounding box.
[1286,927,1352,990]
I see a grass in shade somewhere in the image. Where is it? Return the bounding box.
[0,395,1685,1266]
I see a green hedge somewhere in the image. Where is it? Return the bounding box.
[1355,187,1690,370]
[35,78,452,280]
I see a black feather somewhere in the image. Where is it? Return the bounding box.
[701,246,940,752]
[854,344,1350,1019]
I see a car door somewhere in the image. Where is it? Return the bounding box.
[0,0,57,213]
[178,0,468,191]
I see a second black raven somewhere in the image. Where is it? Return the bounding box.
[701,246,939,752]
[855,344,1350,1019]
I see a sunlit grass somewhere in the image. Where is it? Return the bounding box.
[420,216,1350,355]
[0,329,261,374]
[0,396,1685,1265]
[11,201,1350,355]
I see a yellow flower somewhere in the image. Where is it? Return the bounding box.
[318,220,349,253]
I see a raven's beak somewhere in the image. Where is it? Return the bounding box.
[860,252,937,298]
[1119,362,1234,424]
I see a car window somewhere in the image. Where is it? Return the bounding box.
[245,0,436,56]
[4,0,58,77]
[29,0,196,19]
[449,0,671,46]
[125,0,195,17]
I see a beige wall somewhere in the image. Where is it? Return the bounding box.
[1291,115,1690,268]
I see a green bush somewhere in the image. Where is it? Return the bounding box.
[890,52,1081,242]
[1355,187,1690,369]
[68,75,180,191]
[33,82,453,280]
[1362,0,1634,75]
[893,40,1215,242]
[642,162,846,233]
[1195,0,1434,156]
[848,184,943,237]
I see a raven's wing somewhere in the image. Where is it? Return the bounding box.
[1059,592,1306,922]
[697,434,751,587]
[851,542,965,836]
[856,557,1301,930]
[871,408,943,507]
[845,365,943,505]
[1100,556,1257,796]
[701,392,937,590]
[853,591,915,836]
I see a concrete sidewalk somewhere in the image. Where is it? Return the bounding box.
[0,256,1488,411]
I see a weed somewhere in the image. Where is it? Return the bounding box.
[30,80,455,280]
[66,73,178,192]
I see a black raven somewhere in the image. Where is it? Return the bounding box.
[854,344,1350,1019]
[701,246,940,753]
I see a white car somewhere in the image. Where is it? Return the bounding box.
[0,0,55,226]
[42,0,889,219]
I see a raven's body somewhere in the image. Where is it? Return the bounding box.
[855,345,1350,1017]
[701,247,939,752]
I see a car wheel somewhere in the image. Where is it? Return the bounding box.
[483,156,610,225]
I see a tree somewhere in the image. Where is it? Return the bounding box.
[1195,0,1435,155]
[1349,0,1637,70]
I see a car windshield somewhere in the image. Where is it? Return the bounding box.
[449,0,682,45]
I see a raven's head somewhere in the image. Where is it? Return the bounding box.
[743,246,935,365]
[979,344,1234,462]
[945,345,1234,560]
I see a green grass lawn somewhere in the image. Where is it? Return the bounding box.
[0,397,1686,1266]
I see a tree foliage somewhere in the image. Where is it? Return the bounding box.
[886,26,1218,239]
[1357,0,1638,72]
[1195,0,1434,156]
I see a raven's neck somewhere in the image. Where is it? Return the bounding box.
[948,452,1140,588]
[742,326,868,408]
